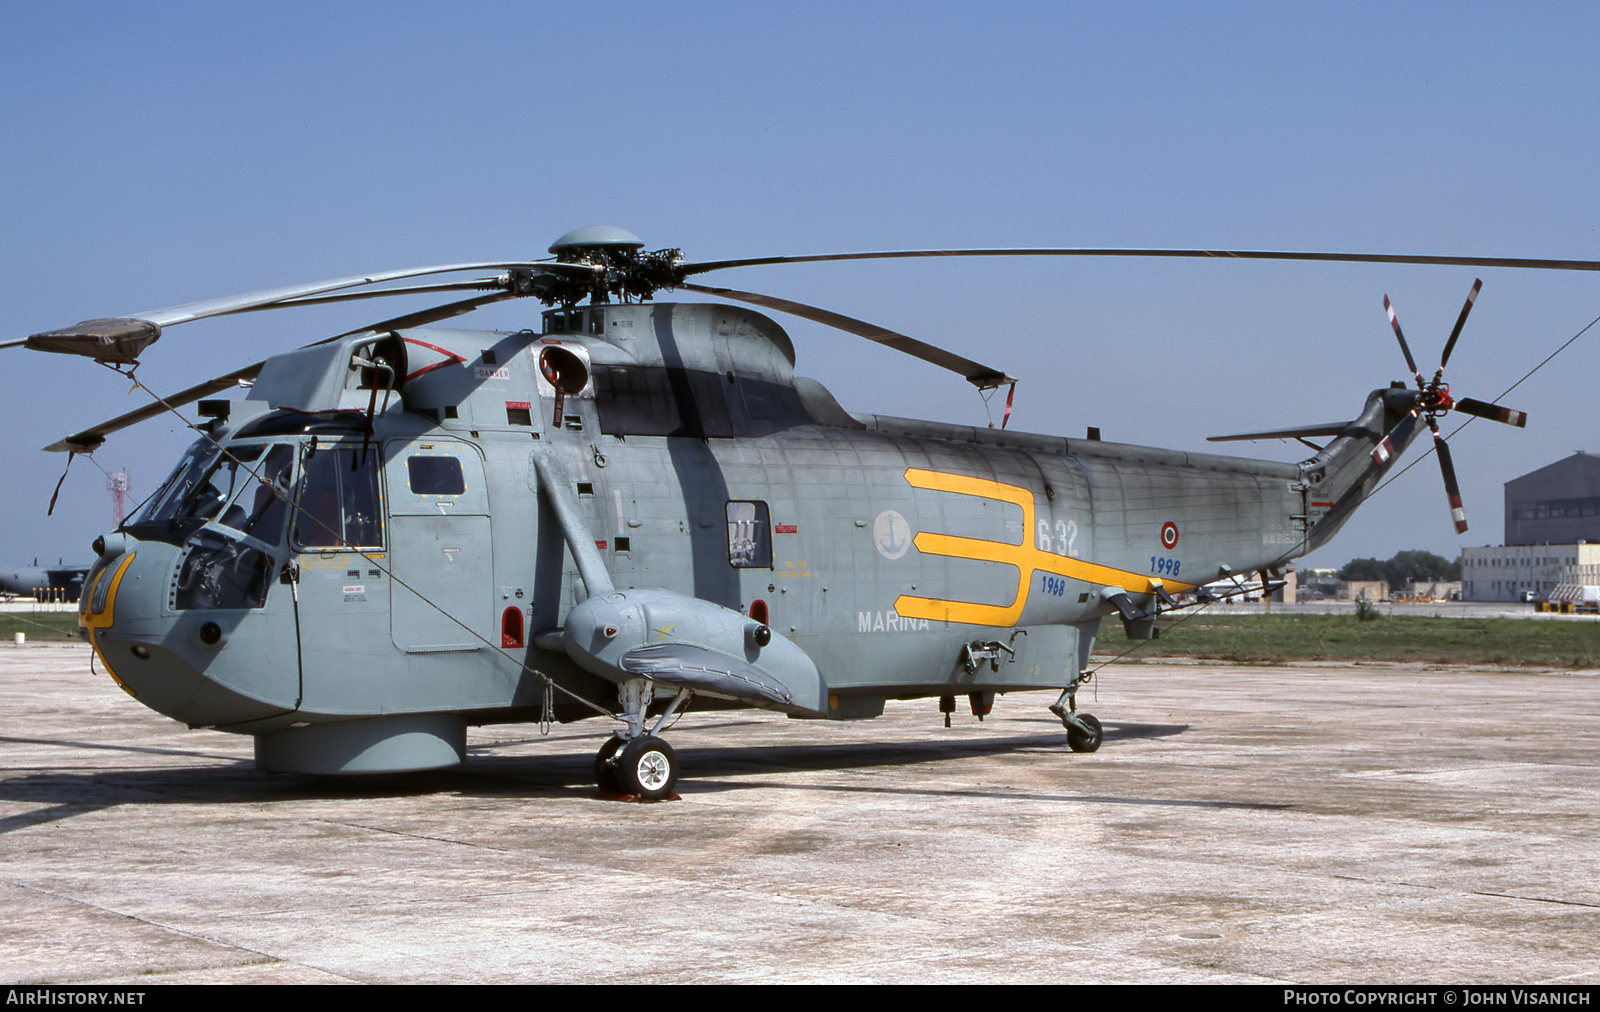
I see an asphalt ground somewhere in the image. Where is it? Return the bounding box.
[1,643,1596,985]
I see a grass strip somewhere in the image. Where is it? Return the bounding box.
[1104,612,1600,667]
[0,613,85,641]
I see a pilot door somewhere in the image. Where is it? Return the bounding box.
[384,439,494,653]
[285,440,391,711]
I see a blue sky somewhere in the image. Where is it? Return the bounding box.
[3,2,1598,569]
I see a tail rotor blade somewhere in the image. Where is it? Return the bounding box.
[1431,422,1469,534]
[1455,397,1528,427]
[1370,411,1418,465]
[1384,295,1422,381]
[1439,278,1483,370]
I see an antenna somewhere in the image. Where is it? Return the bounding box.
[106,469,130,527]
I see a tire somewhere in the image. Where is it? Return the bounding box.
[594,735,626,793]
[617,735,679,800]
[1067,713,1103,753]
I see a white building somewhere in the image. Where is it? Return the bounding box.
[1461,543,1600,601]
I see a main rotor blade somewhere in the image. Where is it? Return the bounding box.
[15,261,590,364]
[132,261,584,329]
[45,292,516,453]
[323,290,522,339]
[1384,294,1420,379]
[1430,420,1469,534]
[684,248,1600,277]
[45,366,262,453]
[239,277,508,312]
[1439,278,1483,369]
[1453,397,1528,427]
[678,282,1014,388]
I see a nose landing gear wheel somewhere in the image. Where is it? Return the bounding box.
[1066,713,1103,753]
[617,735,679,800]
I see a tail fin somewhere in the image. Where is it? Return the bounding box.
[1214,281,1528,554]
[1295,385,1425,553]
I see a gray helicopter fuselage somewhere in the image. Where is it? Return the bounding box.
[78,301,1417,772]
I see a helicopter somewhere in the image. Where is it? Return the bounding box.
[5,226,1586,800]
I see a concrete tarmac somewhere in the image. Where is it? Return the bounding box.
[1,643,1596,985]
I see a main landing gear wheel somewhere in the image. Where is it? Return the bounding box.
[1066,713,1103,753]
[594,735,626,793]
[616,735,679,800]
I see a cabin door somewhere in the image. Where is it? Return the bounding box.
[384,439,494,653]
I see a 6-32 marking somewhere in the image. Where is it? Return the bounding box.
[1036,519,1080,557]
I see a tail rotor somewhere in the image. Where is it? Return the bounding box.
[1373,279,1527,535]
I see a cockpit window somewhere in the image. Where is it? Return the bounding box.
[216,445,295,547]
[295,448,383,549]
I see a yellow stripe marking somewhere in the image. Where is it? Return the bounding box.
[893,469,1195,627]
[80,554,137,696]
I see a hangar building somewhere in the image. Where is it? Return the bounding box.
[1461,452,1600,601]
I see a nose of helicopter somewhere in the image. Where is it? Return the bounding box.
[81,534,299,729]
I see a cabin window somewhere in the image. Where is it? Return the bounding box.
[407,456,466,496]
[295,448,384,549]
[726,501,772,569]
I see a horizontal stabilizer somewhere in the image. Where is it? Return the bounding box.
[1207,420,1353,443]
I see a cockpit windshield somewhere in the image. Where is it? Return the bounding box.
[129,440,221,527]
[176,445,266,523]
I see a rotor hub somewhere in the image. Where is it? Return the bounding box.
[541,226,684,305]
[548,225,647,260]
[1421,382,1454,416]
